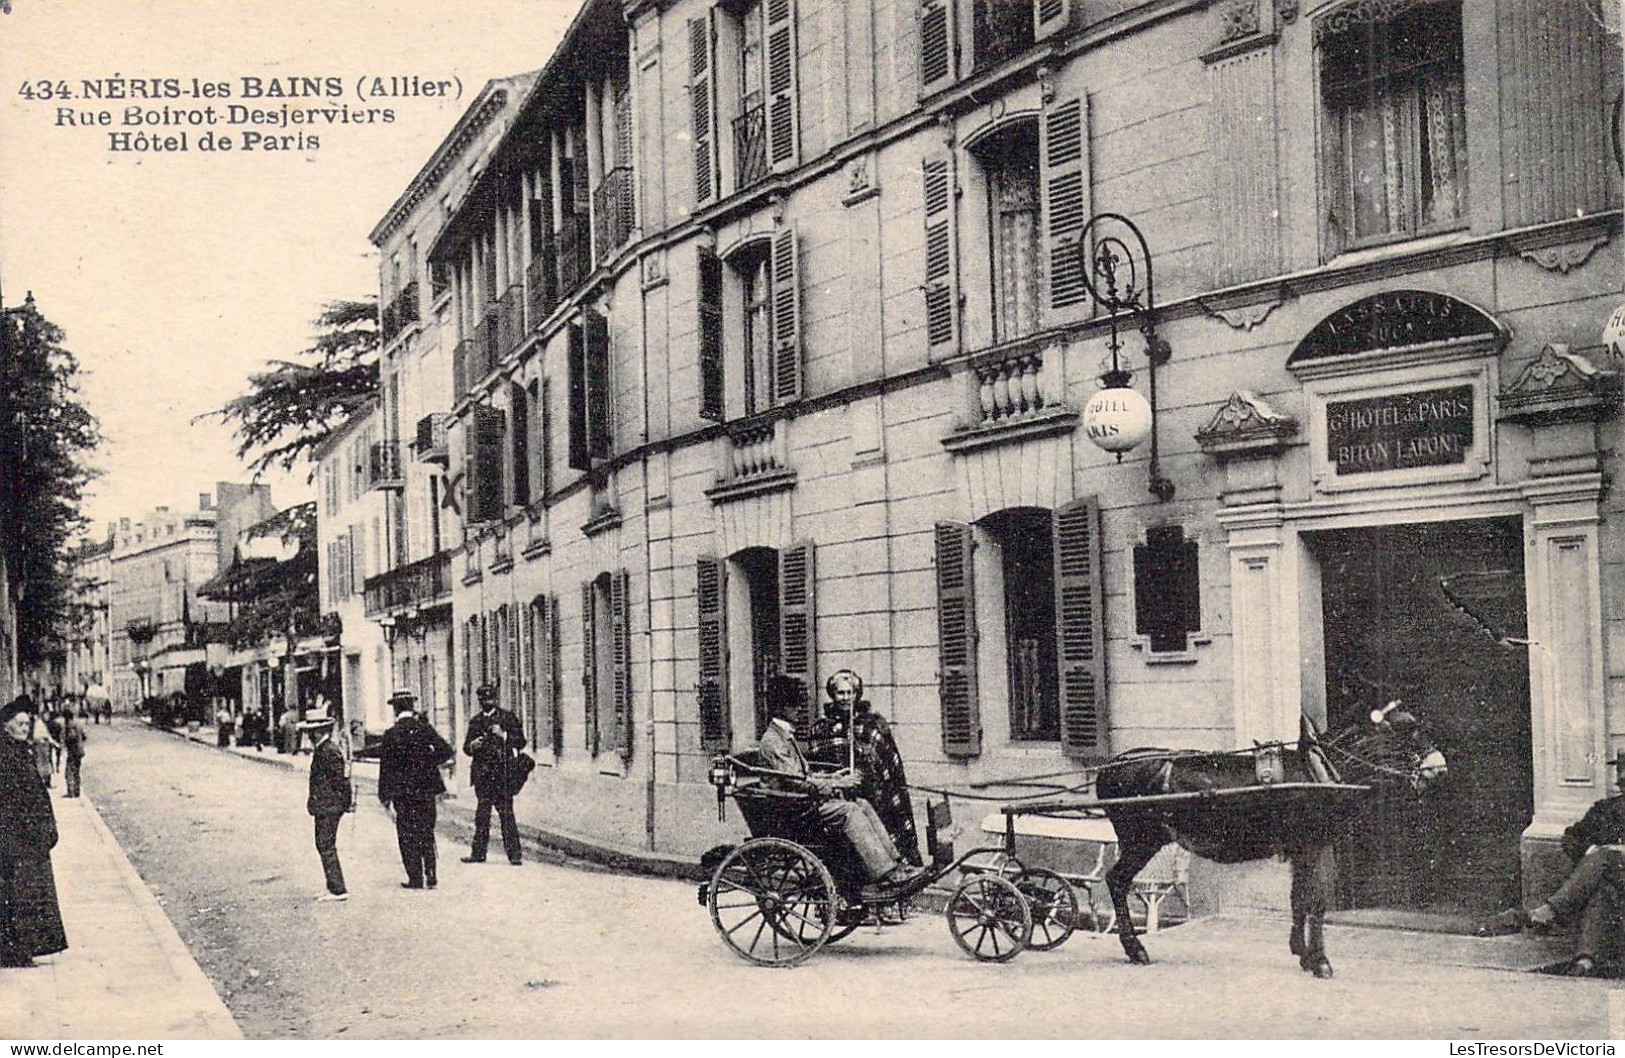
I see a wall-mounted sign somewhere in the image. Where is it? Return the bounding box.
[1325,384,1474,476]
[1288,291,1500,365]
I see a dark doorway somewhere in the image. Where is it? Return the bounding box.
[736,547,781,740]
[1313,517,1531,919]
[980,507,1058,741]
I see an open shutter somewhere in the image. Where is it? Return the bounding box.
[462,616,476,714]
[585,308,612,460]
[1040,94,1092,326]
[529,597,552,753]
[935,521,981,758]
[529,165,557,326]
[348,525,363,593]
[770,227,802,404]
[765,0,799,172]
[546,595,562,755]
[922,153,959,357]
[696,555,730,751]
[688,12,719,206]
[520,600,535,743]
[507,603,522,715]
[581,581,599,755]
[777,541,816,737]
[567,320,589,469]
[1033,0,1069,41]
[538,379,553,498]
[1054,497,1107,759]
[918,0,958,98]
[698,245,725,422]
[611,569,633,760]
[465,404,506,523]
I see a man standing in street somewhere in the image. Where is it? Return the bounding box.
[376,690,454,890]
[461,684,526,866]
[61,708,86,799]
[303,708,350,902]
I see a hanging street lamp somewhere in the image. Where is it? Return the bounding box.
[1076,213,1175,502]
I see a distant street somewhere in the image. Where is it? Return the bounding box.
[80,721,1618,1039]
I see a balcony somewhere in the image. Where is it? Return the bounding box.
[125,618,158,645]
[496,283,525,359]
[380,279,419,345]
[733,105,769,191]
[367,440,405,491]
[592,166,636,258]
[363,551,452,618]
[526,252,557,331]
[942,344,1077,455]
[558,213,591,294]
[706,416,797,504]
[452,308,500,401]
[413,413,448,466]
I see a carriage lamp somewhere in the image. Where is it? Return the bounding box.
[708,756,733,821]
[1077,213,1175,502]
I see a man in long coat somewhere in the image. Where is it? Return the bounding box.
[461,684,526,866]
[1,696,67,968]
[303,711,350,900]
[376,691,454,889]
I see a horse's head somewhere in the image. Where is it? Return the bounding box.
[1324,701,1447,792]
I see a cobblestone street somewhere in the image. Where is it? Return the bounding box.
[55,722,1619,1039]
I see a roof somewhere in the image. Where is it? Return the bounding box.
[368,71,540,247]
[196,502,317,600]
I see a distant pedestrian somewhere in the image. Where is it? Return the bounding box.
[301,706,350,902]
[0,696,68,968]
[101,701,112,726]
[29,715,57,788]
[376,691,453,890]
[278,706,297,755]
[215,707,234,749]
[461,684,526,866]
[44,711,64,774]
[62,710,87,799]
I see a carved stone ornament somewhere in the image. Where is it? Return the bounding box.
[842,155,880,206]
[1195,390,1300,459]
[1217,0,1261,42]
[1200,295,1283,332]
[641,250,665,289]
[1498,343,1622,425]
[1518,233,1611,275]
[1314,0,1433,43]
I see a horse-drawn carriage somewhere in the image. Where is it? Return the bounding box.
[700,703,1446,975]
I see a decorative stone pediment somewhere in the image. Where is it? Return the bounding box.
[1195,390,1299,459]
[1497,343,1622,425]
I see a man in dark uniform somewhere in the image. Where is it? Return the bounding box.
[303,709,350,901]
[1492,756,1625,976]
[461,684,526,866]
[376,690,454,890]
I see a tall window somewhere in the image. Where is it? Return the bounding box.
[700,233,801,422]
[981,509,1057,741]
[739,247,773,415]
[976,122,1042,343]
[1319,0,1467,253]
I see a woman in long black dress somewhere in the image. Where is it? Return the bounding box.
[808,671,922,867]
[1,695,68,968]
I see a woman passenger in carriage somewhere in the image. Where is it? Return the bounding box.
[809,670,922,867]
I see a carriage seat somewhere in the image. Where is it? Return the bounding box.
[975,813,1191,931]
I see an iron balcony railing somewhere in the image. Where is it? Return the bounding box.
[527,251,557,331]
[733,105,769,191]
[558,213,591,295]
[413,413,448,465]
[592,166,636,257]
[367,440,405,491]
[380,279,420,345]
[496,283,525,359]
[363,551,452,618]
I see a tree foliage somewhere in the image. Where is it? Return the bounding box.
[202,299,380,479]
[0,294,102,670]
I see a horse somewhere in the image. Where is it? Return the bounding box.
[1094,702,1447,978]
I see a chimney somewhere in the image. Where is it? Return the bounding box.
[155,506,169,514]
[119,518,130,530]
[199,493,212,510]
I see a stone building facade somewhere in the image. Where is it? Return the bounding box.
[386,0,1620,914]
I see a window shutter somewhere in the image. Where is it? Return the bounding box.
[696,555,730,751]
[765,0,799,171]
[688,13,719,206]
[922,153,959,356]
[1033,0,1069,41]
[585,308,612,460]
[697,245,725,422]
[611,568,633,761]
[777,541,817,737]
[1040,94,1092,326]
[935,521,980,758]
[484,610,498,690]
[538,378,553,498]
[581,581,599,755]
[506,602,522,715]
[463,616,475,714]
[1053,497,1107,759]
[545,596,562,755]
[918,0,958,98]
[529,166,556,326]
[466,404,506,523]
[567,320,589,470]
[770,227,802,404]
[349,525,363,593]
[520,600,535,742]
[526,380,544,503]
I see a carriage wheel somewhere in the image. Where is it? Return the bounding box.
[708,838,837,967]
[945,874,1032,963]
[1015,867,1080,951]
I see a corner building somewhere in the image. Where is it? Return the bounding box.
[426,0,1623,914]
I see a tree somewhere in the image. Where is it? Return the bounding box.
[0,293,102,672]
[202,299,380,479]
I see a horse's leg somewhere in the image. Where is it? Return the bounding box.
[1290,844,1336,978]
[1105,821,1166,966]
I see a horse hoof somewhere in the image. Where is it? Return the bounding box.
[1123,940,1152,965]
[1289,936,1305,957]
[1300,956,1334,978]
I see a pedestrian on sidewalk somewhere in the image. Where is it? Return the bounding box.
[302,706,350,902]
[0,696,68,968]
[29,713,58,788]
[461,684,526,866]
[216,707,234,749]
[376,691,454,890]
[62,708,87,798]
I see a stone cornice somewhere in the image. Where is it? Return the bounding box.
[1498,344,1623,426]
[1195,391,1299,459]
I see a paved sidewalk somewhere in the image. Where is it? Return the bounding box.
[0,788,241,1040]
